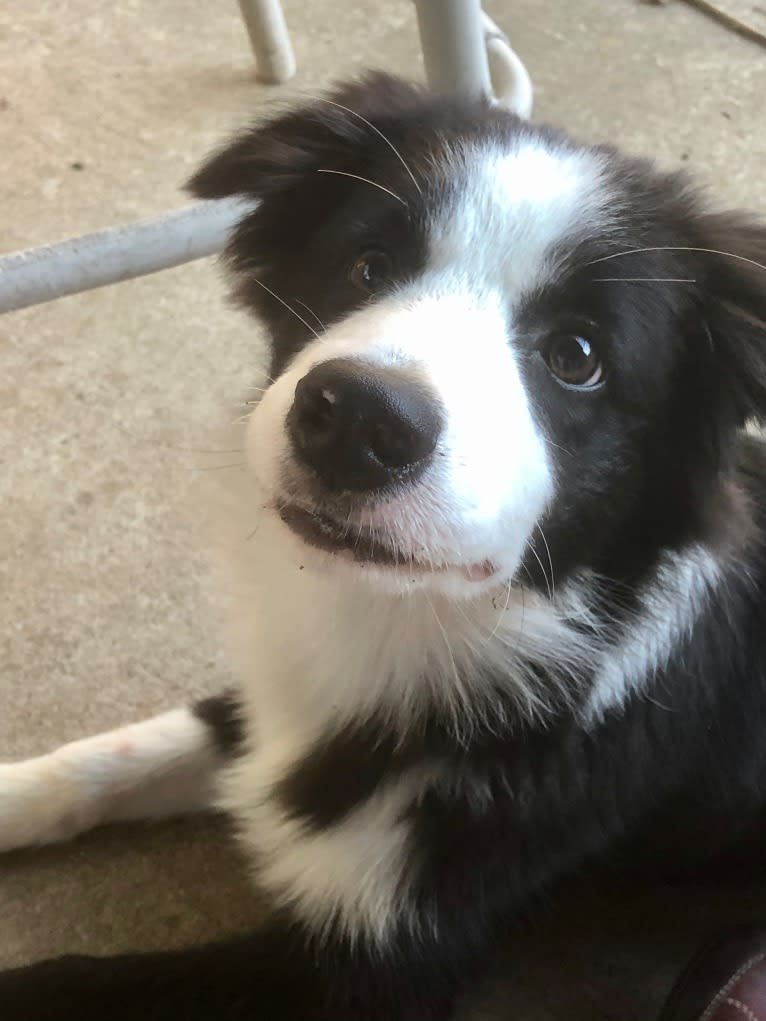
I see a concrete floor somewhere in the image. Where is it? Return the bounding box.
[1,0,765,1016]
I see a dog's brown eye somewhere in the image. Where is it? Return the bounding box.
[543,333,604,389]
[350,251,392,294]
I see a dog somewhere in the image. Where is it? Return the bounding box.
[1,72,766,1020]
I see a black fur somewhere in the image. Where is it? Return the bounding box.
[191,74,766,599]
[276,718,405,829]
[4,73,766,1020]
[192,690,244,757]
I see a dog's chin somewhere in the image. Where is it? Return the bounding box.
[273,500,499,594]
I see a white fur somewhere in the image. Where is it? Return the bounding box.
[222,756,431,945]
[202,143,628,941]
[212,540,720,942]
[0,138,724,958]
[249,291,553,600]
[584,545,721,723]
[209,476,609,941]
[428,142,615,301]
[210,452,722,940]
[0,708,218,851]
[245,140,614,604]
[214,494,603,742]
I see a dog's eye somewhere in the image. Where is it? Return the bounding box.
[350,251,392,294]
[543,333,604,389]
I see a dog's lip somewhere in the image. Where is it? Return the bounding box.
[278,501,400,566]
[276,501,495,581]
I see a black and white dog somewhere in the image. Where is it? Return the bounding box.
[2,73,766,1019]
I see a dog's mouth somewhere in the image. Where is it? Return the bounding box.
[277,502,495,582]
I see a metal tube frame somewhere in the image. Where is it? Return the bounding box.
[238,0,295,84]
[0,199,252,315]
[414,0,492,100]
[0,3,533,316]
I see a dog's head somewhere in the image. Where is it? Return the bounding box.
[190,74,766,600]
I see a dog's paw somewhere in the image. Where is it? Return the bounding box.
[0,758,93,852]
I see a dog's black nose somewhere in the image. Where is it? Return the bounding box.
[287,358,443,492]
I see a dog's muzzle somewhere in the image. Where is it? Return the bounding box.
[286,358,443,495]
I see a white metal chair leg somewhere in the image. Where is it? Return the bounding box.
[414,0,493,99]
[237,0,296,84]
[0,198,253,315]
[0,4,534,316]
[414,0,533,117]
[482,12,533,118]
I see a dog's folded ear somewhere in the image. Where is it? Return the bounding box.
[699,212,766,426]
[186,72,424,201]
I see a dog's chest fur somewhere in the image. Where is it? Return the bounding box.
[210,472,750,944]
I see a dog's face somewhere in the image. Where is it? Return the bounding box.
[191,74,766,600]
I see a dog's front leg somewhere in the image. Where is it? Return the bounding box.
[0,692,241,850]
[0,763,531,1021]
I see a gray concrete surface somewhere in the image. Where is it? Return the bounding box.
[1,0,764,1017]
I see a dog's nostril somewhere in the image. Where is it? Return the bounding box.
[370,421,418,467]
[298,386,338,435]
[287,358,443,493]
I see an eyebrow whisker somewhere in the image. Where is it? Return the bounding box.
[248,278,320,339]
[592,277,698,283]
[588,247,766,274]
[312,95,423,196]
[294,298,326,332]
[317,169,408,207]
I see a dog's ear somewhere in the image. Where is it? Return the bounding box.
[187,72,423,201]
[698,212,766,427]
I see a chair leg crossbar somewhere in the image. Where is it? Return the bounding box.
[0,2,532,315]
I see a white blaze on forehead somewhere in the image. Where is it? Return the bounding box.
[428,141,612,298]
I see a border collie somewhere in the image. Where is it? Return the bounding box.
[2,73,766,1020]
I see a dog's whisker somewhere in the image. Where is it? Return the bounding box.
[293,299,326,333]
[526,540,553,602]
[248,277,320,339]
[702,318,715,353]
[644,693,676,713]
[592,277,697,283]
[182,462,247,472]
[508,581,528,663]
[317,169,408,207]
[425,594,465,711]
[588,247,766,273]
[546,439,573,458]
[115,426,244,456]
[312,95,423,196]
[536,525,555,602]
[153,443,246,455]
[487,582,514,642]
